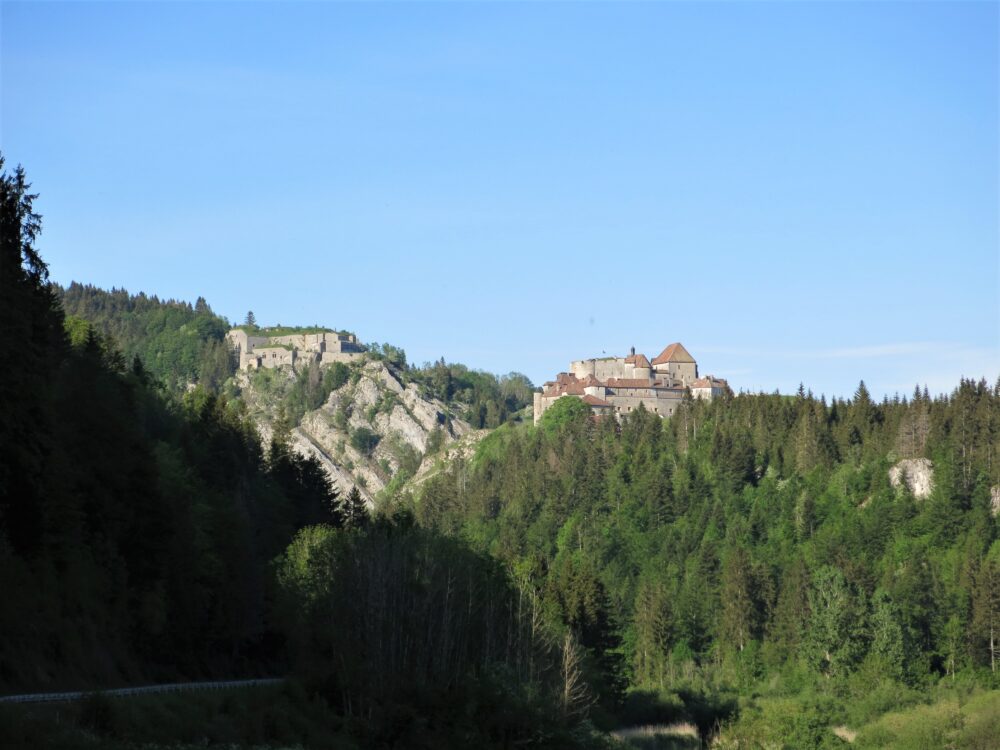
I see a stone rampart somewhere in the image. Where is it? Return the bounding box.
[228,328,365,370]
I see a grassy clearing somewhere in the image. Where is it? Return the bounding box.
[612,723,701,749]
[233,326,334,337]
[853,689,1000,749]
[711,685,1000,750]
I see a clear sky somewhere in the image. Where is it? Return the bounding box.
[2,1,997,399]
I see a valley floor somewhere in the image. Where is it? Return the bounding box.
[8,681,1000,749]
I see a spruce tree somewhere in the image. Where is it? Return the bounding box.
[344,485,369,529]
[0,156,63,554]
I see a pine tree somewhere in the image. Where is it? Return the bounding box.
[244,310,256,327]
[633,581,672,687]
[720,545,759,652]
[0,156,64,554]
[344,486,369,529]
[972,546,1000,673]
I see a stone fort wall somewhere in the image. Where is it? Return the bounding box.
[227,328,365,370]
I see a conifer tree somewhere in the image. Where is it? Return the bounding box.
[720,545,759,652]
[972,546,1000,673]
[344,485,369,529]
[0,155,62,554]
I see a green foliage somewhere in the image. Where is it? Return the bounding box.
[244,359,356,429]
[0,157,345,692]
[367,341,407,369]
[409,358,534,428]
[7,157,1000,747]
[850,688,1000,749]
[411,376,1000,738]
[284,361,340,423]
[275,515,602,747]
[58,282,234,392]
[350,426,379,456]
[806,566,866,678]
[325,361,350,391]
[342,486,369,529]
[539,394,592,434]
[233,324,338,337]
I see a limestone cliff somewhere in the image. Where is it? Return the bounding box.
[234,358,474,505]
[888,458,934,500]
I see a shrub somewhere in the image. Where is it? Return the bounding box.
[351,427,380,456]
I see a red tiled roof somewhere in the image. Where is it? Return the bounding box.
[545,381,585,396]
[625,353,652,368]
[581,395,612,407]
[692,376,728,389]
[652,342,695,365]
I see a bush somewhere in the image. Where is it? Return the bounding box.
[350,427,380,456]
[324,362,350,392]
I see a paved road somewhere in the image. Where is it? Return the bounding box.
[0,678,285,704]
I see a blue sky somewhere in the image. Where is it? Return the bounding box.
[2,1,997,398]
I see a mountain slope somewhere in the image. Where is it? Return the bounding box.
[234,357,489,504]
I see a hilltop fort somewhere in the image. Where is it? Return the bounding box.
[227,327,365,370]
[533,342,728,423]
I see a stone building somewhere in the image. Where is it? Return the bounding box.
[533,342,728,423]
[227,328,364,370]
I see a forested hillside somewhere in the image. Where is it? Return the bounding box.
[8,153,1000,748]
[58,282,234,391]
[0,161,343,692]
[0,158,607,749]
[56,284,536,506]
[55,282,536,430]
[408,381,1000,746]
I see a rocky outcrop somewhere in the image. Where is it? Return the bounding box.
[889,458,934,500]
[236,356,472,506]
[410,428,491,486]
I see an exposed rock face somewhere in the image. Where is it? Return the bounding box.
[991,486,1000,518]
[889,458,934,500]
[236,356,471,506]
[410,428,490,486]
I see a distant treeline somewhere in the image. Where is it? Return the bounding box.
[409,357,535,428]
[57,287,536,429]
[57,282,234,391]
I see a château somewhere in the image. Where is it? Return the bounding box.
[533,342,728,423]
